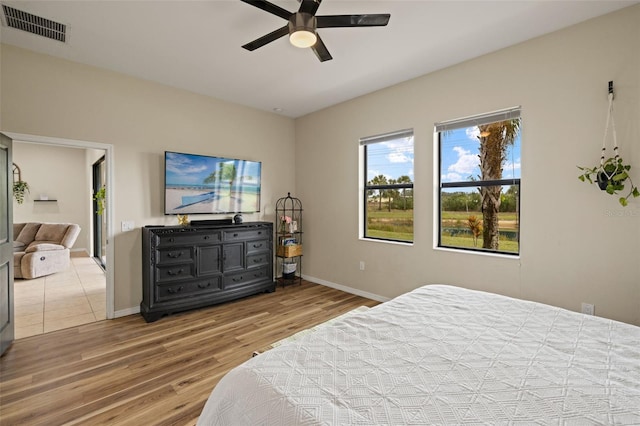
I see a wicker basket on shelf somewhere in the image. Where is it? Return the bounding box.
[277,244,302,258]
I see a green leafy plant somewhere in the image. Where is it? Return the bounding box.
[13,180,29,204]
[578,157,639,206]
[93,186,106,215]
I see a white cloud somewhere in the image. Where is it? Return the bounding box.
[384,138,414,164]
[466,126,480,141]
[448,146,479,175]
[442,172,461,181]
[166,153,208,175]
[388,151,412,163]
[367,170,392,181]
[503,158,521,178]
[504,159,521,170]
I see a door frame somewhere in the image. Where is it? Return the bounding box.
[92,156,106,270]
[1,131,115,319]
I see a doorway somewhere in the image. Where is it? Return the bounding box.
[92,156,106,270]
[1,131,114,340]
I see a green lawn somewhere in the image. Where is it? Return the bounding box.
[365,207,519,252]
[441,210,517,222]
[440,235,519,253]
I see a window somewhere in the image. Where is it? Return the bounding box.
[360,129,414,243]
[436,107,521,255]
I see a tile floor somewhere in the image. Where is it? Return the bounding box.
[14,254,106,339]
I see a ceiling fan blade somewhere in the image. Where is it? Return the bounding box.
[311,34,332,62]
[298,0,322,16]
[317,14,390,28]
[242,25,289,51]
[240,0,293,20]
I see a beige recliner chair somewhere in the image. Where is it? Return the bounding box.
[13,222,81,279]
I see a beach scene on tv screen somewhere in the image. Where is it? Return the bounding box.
[165,152,261,214]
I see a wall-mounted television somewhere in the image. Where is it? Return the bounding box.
[164,151,261,215]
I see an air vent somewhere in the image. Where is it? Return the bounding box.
[2,4,66,42]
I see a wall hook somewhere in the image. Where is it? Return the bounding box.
[608,80,614,99]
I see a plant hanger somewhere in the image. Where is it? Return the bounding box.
[577,81,639,206]
[598,81,620,179]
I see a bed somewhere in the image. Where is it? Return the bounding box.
[197,285,640,425]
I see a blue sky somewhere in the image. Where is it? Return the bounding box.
[166,152,261,186]
[441,127,521,183]
[366,136,414,182]
[365,128,520,184]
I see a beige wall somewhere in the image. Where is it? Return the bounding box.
[1,45,296,314]
[12,143,90,252]
[2,6,638,325]
[296,6,640,325]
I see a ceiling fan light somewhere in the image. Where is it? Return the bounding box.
[290,30,317,48]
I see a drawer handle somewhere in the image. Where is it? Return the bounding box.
[204,235,210,240]
[198,282,211,289]
[233,233,239,237]
[254,272,263,277]
[167,286,183,294]
[167,268,184,276]
[167,252,183,258]
[253,243,262,248]
[168,238,175,242]
[233,276,243,282]
[258,231,262,235]
[253,258,262,263]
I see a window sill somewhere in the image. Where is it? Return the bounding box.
[434,246,520,260]
[360,237,413,247]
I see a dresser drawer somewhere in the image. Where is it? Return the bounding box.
[156,247,194,265]
[223,227,269,242]
[155,277,222,302]
[156,263,196,283]
[246,238,269,254]
[246,252,270,268]
[157,231,221,247]
[223,266,270,290]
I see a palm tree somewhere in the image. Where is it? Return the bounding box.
[369,174,388,210]
[387,178,397,211]
[204,162,237,189]
[396,175,412,210]
[476,119,520,250]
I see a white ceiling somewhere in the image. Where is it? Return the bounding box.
[1,0,637,118]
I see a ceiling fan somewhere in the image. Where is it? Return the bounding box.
[240,0,390,62]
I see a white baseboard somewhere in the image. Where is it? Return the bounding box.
[114,306,140,318]
[112,278,387,319]
[302,274,390,303]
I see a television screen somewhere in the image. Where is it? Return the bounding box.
[164,151,261,215]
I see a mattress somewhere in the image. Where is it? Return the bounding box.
[197,285,640,425]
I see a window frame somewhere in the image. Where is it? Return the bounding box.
[435,107,521,256]
[360,129,414,244]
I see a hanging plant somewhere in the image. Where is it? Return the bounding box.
[577,82,639,207]
[578,157,639,206]
[94,186,106,215]
[13,180,30,204]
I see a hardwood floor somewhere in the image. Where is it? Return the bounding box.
[0,281,379,425]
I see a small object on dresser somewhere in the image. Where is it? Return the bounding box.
[177,214,189,226]
[233,213,243,224]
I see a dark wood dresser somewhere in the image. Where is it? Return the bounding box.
[141,222,274,322]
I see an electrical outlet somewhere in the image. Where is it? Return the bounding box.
[121,221,135,232]
[359,261,365,271]
[581,303,595,316]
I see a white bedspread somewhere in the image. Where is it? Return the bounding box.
[198,285,640,425]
